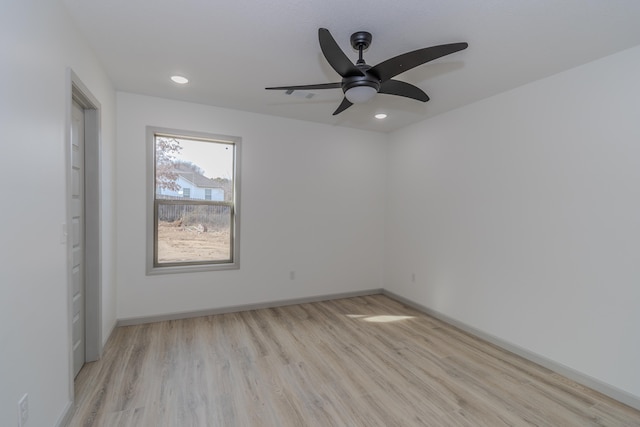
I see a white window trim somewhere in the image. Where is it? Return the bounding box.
[146,126,241,275]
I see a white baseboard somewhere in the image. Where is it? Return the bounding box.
[117,288,384,327]
[55,400,74,427]
[382,289,640,412]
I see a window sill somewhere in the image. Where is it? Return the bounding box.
[146,261,239,275]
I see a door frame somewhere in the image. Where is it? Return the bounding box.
[65,69,102,398]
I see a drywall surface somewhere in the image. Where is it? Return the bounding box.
[116,93,386,319]
[386,45,640,400]
[0,1,117,426]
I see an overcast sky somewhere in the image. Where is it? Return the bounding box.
[174,137,234,180]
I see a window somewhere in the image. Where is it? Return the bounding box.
[147,127,240,274]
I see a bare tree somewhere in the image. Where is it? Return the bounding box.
[155,137,182,191]
[174,159,206,176]
[211,177,233,202]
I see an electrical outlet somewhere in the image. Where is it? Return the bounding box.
[411,273,416,283]
[289,271,295,280]
[18,393,28,427]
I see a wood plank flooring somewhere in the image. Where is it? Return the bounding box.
[67,295,640,426]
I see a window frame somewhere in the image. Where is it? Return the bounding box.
[146,126,241,275]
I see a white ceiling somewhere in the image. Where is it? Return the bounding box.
[62,0,640,133]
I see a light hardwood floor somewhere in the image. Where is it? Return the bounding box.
[67,295,640,426]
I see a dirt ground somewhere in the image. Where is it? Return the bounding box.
[157,221,230,263]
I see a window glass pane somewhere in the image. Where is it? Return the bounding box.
[157,203,232,263]
[155,136,234,202]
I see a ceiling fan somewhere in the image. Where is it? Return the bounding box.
[266,28,468,115]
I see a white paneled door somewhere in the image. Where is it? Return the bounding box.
[71,101,86,377]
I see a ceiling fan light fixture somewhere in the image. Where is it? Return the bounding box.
[344,85,377,103]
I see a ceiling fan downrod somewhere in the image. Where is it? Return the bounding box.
[350,31,372,66]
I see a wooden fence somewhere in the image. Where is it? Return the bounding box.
[157,203,231,229]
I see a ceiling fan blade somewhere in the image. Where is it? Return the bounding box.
[266,83,342,91]
[332,98,353,115]
[378,80,429,102]
[369,42,468,82]
[319,28,364,78]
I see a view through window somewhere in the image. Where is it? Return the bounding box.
[150,129,239,271]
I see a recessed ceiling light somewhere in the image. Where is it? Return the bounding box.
[170,75,189,84]
[375,113,388,120]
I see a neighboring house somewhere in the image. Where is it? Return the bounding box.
[157,166,225,201]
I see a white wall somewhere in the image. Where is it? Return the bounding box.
[386,45,640,402]
[116,93,387,319]
[0,1,117,426]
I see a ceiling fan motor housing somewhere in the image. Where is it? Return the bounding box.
[342,64,381,93]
